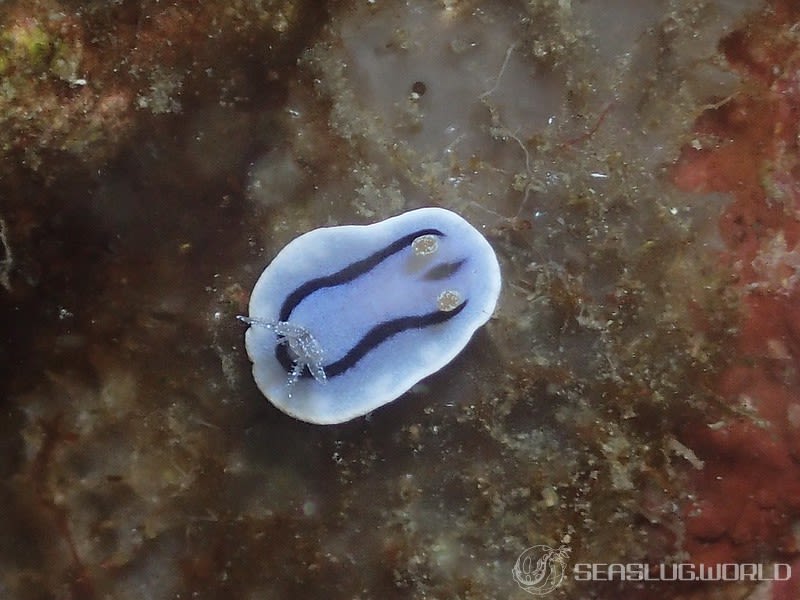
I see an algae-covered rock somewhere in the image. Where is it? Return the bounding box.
[0,0,312,175]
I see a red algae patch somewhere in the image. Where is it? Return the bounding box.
[674,0,800,570]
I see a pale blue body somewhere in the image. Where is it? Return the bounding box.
[242,207,502,424]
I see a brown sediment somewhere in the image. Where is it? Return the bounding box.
[1,0,787,598]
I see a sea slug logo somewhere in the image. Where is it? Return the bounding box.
[512,544,571,595]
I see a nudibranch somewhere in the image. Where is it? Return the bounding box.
[239,207,501,424]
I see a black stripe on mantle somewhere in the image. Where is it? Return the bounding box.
[278,228,444,322]
[276,300,467,378]
[275,227,469,378]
